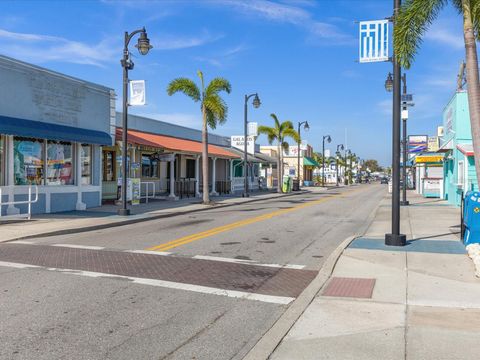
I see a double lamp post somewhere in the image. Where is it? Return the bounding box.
[297,121,309,187]
[243,93,261,198]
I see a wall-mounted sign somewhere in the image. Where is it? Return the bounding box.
[359,20,389,63]
[428,136,439,152]
[231,135,255,154]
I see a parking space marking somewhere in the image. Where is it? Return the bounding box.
[192,255,305,269]
[51,244,105,250]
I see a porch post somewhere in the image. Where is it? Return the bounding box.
[76,143,87,210]
[6,135,19,215]
[169,154,176,199]
[195,155,200,197]
[210,157,218,196]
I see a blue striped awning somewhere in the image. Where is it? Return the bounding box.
[0,115,112,145]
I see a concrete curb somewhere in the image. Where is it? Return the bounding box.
[242,186,383,360]
[4,190,310,242]
[242,235,356,360]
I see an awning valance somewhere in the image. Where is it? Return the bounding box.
[304,156,320,167]
[0,115,112,145]
[457,143,474,157]
[116,128,239,158]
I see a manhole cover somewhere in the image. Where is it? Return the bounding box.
[322,277,376,298]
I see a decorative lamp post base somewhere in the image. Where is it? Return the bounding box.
[385,233,406,246]
[117,208,131,216]
[400,200,409,206]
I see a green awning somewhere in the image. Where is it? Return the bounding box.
[303,156,320,167]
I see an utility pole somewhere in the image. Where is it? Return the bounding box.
[400,73,409,206]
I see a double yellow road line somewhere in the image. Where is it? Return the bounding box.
[147,187,366,252]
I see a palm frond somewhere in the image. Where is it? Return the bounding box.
[282,128,300,144]
[205,108,217,129]
[270,113,280,130]
[204,93,228,126]
[206,77,232,98]
[281,141,290,152]
[258,125,277,145]
[394,0,446,69]
[197,70,205,92]
[167,78,201,101]
[470,0,480,40]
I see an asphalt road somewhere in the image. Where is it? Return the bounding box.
[0,184,386,360]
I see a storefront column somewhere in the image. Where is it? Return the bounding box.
[75,143,87,210]
[169,155,176,199]
[210,157,218,196]
[6,135,20,215]
[195,155,201,197]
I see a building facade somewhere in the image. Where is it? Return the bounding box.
[0,55,114,216]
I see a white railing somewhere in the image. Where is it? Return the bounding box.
[141,181,156,203]
[0,185,39,220]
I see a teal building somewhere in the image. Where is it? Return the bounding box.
[441,91,478,206]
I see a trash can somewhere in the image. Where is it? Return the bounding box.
[292,179,300,191]
[462,191,480,245]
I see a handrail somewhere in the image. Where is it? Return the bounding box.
[0,185,39,220]
[140,181,155,203]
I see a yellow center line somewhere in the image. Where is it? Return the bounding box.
[146,187,367,252]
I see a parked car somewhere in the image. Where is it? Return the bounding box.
[380,177,389,184]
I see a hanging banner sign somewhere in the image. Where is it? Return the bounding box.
[359,20,389,63]
[248,122,258,137]
[408,135,428,153]
[129,80,146,106]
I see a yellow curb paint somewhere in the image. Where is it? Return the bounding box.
[146,187,367,252]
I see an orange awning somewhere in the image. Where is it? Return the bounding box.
[116,128,238,158]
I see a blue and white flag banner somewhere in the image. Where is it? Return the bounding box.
[359,20,389,63]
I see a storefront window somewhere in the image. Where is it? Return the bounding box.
[14,137,44,185]
[81,145,92,185]
[46,141,74,185]
[0,135,4,186]
[186,159,195,178]
[103,150,115,181]
[141,155,159,178]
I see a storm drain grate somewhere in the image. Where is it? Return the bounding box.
[322,277,376,298]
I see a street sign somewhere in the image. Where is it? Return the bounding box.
[359,20,389,63]
[401,94,413,102]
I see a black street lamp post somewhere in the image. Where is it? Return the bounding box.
[322,135,331,186]
[385,0,407,246]
[243,93,261,198]
[297,121,309,188]
[118,27,152,216]
[344,149,351,185]
[336,144,344,186]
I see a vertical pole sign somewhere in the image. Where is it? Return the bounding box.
[359,20,389,63]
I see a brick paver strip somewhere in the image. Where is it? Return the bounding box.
[0,244,316,298]
[322,277,376,298]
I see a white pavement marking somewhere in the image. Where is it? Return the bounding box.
[0,261,294,305]
[9,240,35,245]
[51,244,105,250]
[193,255,306,270]
[123,249,172,256]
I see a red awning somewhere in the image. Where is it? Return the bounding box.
[116,128,239,158]
[457,144,474,157]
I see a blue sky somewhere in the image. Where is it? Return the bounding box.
[0,0,464,165]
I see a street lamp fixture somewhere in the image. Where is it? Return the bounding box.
[385,72,393,92]
[243,93,261,198]
[118,27,152,216]
[297,121,309,189]
[336,144,344,187]
[322,135,331,187]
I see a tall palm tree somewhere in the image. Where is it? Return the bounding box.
[394,0,480,187]
[258,114,300,193]
[167,71,231,204]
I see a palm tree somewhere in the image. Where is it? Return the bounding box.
[258,114,300,193]
[167,71,231,204]
[394,0,480,187]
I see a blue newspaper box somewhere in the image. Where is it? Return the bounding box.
[463,191,480,245]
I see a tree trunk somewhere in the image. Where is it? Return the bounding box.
[277,142,282,193]
[202,105,210,204]
[463,0,480,190]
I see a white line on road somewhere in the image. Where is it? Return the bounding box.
[123,249,172,256]
[192,255,306,270]
[51,244,105,250]
[0,260,294,305]
[9,240,35,245]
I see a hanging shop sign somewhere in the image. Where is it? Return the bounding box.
[129,80,146,106]
[359,20,389,63]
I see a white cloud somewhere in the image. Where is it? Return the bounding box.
[154,31,223,50]
[0,28,118,67]
[194,43,248,67]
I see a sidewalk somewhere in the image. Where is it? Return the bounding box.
[0,189,312,243]
[270,191,480,360]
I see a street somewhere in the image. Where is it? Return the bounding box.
[0,185,385,360]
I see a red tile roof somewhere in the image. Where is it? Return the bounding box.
[116,128,238,158]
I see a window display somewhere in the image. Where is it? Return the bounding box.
[141,154,159,178]
[47,141,73,185]
[14,137,45,185]
[81,145,92,185]
[103,150,115,181]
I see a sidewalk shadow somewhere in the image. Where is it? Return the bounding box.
[408,231,461,243]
